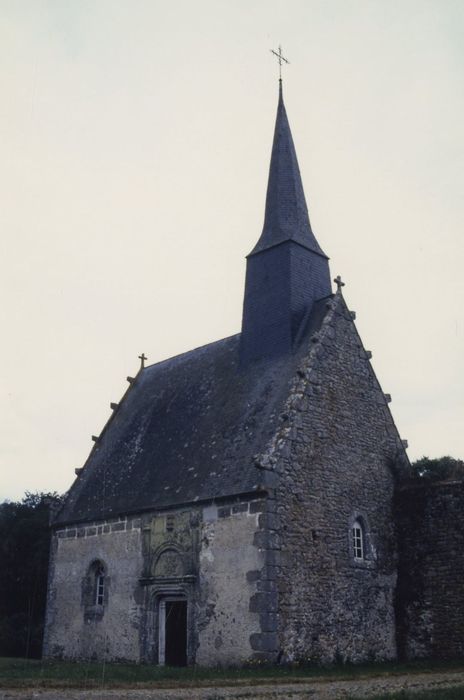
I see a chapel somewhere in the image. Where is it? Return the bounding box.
[44,79,461,667]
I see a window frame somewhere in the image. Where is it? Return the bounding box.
[348,512,375,569]
[351,519,365,561]
[95,565,105,606]
[82,559,108,621]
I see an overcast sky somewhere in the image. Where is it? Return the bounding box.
[1,0,463,501]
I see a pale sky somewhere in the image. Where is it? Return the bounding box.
[1,0,463,501]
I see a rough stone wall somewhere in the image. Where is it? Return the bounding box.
[45,499,263,666]
[255,292,407,664]
[43,515,143,661]
[195,501,264,665]
[396,480,464,659]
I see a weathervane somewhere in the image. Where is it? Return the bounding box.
[270,45,290,80]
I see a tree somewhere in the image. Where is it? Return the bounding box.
[0,492,61,658]
[411,456,464,482]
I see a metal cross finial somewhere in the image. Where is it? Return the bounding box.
[334,275,345,291]
[270,45,290,80]
[138,352,147,368]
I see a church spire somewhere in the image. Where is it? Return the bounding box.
[240,82,332,365]
[250,81,327,258]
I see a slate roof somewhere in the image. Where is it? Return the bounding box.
[55,298,331,526]
[250,81,328,258]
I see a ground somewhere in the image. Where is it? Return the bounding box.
[1,659,464,699]
[2,672,464,698]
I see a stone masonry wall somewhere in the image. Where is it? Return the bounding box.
[45,499,264,666]
[255,292,407,664]
[396,480,464,659]
[195,501,264,665]
[43,515,143,661]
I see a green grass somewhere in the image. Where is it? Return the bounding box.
[0,656,464,689]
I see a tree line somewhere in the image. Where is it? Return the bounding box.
[0,492,61,658]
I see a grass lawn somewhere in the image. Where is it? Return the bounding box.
[1,656,464,690]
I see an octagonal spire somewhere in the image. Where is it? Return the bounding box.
[250,82,327,259]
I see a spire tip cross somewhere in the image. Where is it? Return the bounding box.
[270,45,290,81]
[138,353,147,368]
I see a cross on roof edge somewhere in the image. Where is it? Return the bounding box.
[334,276,345,291]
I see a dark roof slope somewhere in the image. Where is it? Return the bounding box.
[55,299,331,525]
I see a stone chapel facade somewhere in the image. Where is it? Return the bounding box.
[43,82,463,666]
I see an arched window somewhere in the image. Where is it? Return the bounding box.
[94,562,105,606]
[82,560,108,620]
[351,519,365,560]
